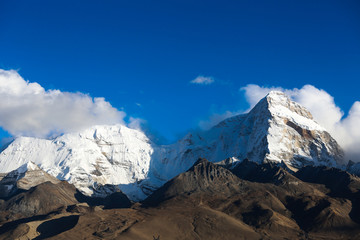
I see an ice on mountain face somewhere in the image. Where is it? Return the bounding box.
[0,91,345,201]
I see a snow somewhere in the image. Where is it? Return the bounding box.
[0,91,345,201]
[0,124,154,200]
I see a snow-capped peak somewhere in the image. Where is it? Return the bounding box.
[265,91,323,130]
[225,91,343,167]
[0,91,345,200]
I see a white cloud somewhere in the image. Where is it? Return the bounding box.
[0,69,126,138]
[241,84,360,160]
[190,76,215,85]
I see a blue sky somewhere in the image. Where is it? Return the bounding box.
[0,0,359,143]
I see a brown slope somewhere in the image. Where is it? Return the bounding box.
[0,181,132,226]
[144,158,244,205]
[0,180,132,239]
[145,158,360,238]
[48,206,262,240]
[144,158,304,239]
[0,181,79,222]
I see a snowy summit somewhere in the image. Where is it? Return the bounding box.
[0,91,345,200]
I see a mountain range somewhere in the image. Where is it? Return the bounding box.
[0,91,349,201]
[0,91,359,239]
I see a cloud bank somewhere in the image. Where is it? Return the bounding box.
[242,84,360,161]
[190,76,214,85]
[0,69,126,138]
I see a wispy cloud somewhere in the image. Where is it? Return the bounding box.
[128,117,145,130]
[198,110,241,130]
[0,69,126,138]
[190,75,215,85]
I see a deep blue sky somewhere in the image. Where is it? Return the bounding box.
[0,0,359,142]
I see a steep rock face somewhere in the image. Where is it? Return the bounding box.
[264,92,344,167]
[0,91,345,200]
